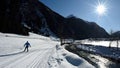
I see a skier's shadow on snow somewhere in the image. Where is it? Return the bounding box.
[0,51,24,57]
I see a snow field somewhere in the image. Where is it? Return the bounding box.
[0,32,94,68]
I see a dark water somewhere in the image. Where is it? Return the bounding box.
[65,45,120,68]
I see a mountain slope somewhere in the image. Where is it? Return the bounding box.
[111,31,120,38]
[0,0,109,39]
[65,16,109,39]
[0,0,57,36]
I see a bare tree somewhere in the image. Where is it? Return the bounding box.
[59,22,64,46]
[109,30,120,50]
[116,38,119,50]
[109,30,113,48]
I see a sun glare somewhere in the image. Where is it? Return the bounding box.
[96,4,106,15]
[94,0,109,16]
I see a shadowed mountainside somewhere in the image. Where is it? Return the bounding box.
[0,0,109,39]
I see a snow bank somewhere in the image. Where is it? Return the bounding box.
[48,45,94,68]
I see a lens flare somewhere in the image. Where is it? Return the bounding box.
[96,4,106,15]
[95,0,108,16]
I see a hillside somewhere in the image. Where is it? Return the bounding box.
[0,0,109,39]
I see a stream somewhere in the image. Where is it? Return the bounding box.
[65,44,120,68]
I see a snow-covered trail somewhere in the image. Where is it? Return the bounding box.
[0,33,58,68]
[0,33,94,68]
[0,42,55,68]
[0,43,56,68]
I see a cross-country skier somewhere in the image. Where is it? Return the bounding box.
[24,41,31,52]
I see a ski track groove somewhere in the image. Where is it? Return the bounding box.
[27,50,43,68]
[36,50,50,68]
[0,52,32,68]
[1,46,56,68]
[28,50,48,68]
[5,51,37,68]
[30,48,54,68]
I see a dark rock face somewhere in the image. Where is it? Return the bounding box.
[0,0,109,39]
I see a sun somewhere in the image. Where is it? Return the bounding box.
[96,4,106,15]
[94,0,108,16]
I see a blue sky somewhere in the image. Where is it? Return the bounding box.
[40,0,120,33]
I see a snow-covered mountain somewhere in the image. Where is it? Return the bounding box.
[0,0,109,39]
